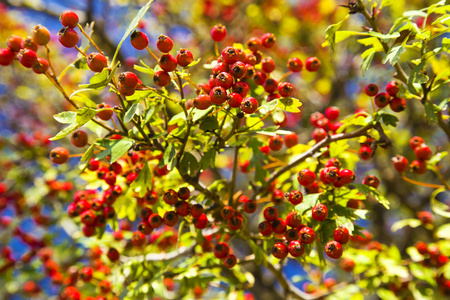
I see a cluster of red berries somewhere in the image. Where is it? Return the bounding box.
[365,81,406,112]
[392,136,432,175]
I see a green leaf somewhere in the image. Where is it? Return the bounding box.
[428,151,448,166]
[378,111,399,127]
[159,143,177,170]
[199,148,216,169]
[71,94,97,108]
[179,153,199,176]
[391,218,422,232]
[277,97,302,113]
[53,111,76,124]
[124,102,144,123]
[200,116,219,132]
[80,143,96,163]
[295,194,321,215]
[134,64,155,75]
[368,31,401,42]
[424,101,439,124]
[329,139,349,157]
[96,138,134,163]
[382,45,406,66]
[192,107,213,122]
[258,100,278,114]
[76,107,97,125]
[249,240,266,266]
[168,111,186,125]
[408,61,427,94]
[130,162,153,197]
[50,123,80,141]
[352,183,390,209]
[185,57,201,68]
[410,263,437,286]
[431,188,450,218]
[323,14,350,56]
[111,0,155,65]
[361,49,376,76]
[79,68,110,89]
[436,224,450,239]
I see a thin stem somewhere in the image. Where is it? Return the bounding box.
[146,47,159,60]
[430,167,450,190]
[278,71,293,82]
[229,145,239,207]
[74,45,88,57]
[44,45,57,76]
[401,174,445,189]
[77,23,104,55]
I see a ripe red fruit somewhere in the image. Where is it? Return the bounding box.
[414,143,432,160]
[325,241,343,259]
[392,155,409,172]
[21,37,38,52]
[415,241,428,254]
[340,257,355,272]
[359,146,373,160]
[163,189,178,205]
[97,103,113,120]
[17,49,37,68]
[131,231,146,247]
[221,206,234,220]
[365,83,379,96]
[299,227,315,244]
[258,221,274,236]
[214,242,230,258]
[177,48,194,67]
[119,72,139,89]
[87,53,108,73]
[156,34,173,53]
[130,30,149,50]
[261,32,276,48]
[339,169,355,184]
[305,57,321,72]
[373,92,390,108]
[410,159,428,174]
[107,247,120,262]
[243,200,257,214]
[223,254,237,268]
[325,106,339,121]
[60,10,79,28]
[312,128,327,142]
[386,81,400,96]
[288,190,303,205]
[286,211,302,228]
[312,204,328,221]
[272,218,287,234]
[284,132,298,148]
[263,78,278,93]
[334,226,350,244]
[6,35,23,52]
[409,136,424,149]
[58,27,79,48]
[232,81,250,97]
[253,71,266,85]
[194,94,212,110]
[390,97,406,112]
[272,242,288,259]
[211,24,227,42]
[50,147,69,164]
[32,25,50,46]
[263,207,278,222]
[32,57,49,74]
[80,210,95,225]
[278,82,294,97]
[287,57,303,72]
[297,169,316,187]
[140,207,153,220]
[310,112,325,127]
[148,213,163,228]
[221,46,238,64]
[163,211,179,227]
[241,97,258,114]
[80,267,93,282]
[177,187,190,200]
[71,131,88,148]
[175,201,190,217]
[215,72,233,90]
[362,175,380,189]
[153,70,171,87]
[191,203,204,218]
[0,48,15,66]
[228,93,243,108]
[261,57,275,73]
[194,213,208,229]
[230,61,247,79]
[210,86,228,105]
[268,135,284,151]
[288,240,305,257]
[159,54,178,72]
[247,37,262,52]
[417,211,433,224]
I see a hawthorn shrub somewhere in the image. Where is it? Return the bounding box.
[0,0,449,299]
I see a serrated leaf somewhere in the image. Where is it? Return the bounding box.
[382,45,406,66]
[179,152,199,176]
[79,68,110,89]
[124,102,144,123]
[368,31,401,42]
[258,100,278,114]
[295,194,321,215]
[111,0,155,65]
[200,116,219,132]
[168,111,186,125]
[54,111,76,124]
[50,123,80,141]
[76,107,97,125]
[160,143,177,170]
[277,97,302,113]
[130,162,153,197]
[391,218,422,232]
[71,94,97,108]
[361,49,376,76]
[379,112,399,127]
[96,138,134,163]
[323,14,350,56]
[408,60,427,94]
[424,101,439,124]
[352,183,390,209]
[199,148,216,169]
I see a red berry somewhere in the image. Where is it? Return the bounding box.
[417,211,433,224]
[223,254,237,268]
[414,143,432,160]
[312,204,328,221]
[0,48,15,66]
[97,103,113,120]
[299,227,315,244]
[50,147,69,164]
[177,48,194,67]
[253,71,266,85]
[284,132,298,148]
[17,49,37,68]
[263,207,278,222]
[310,112,325,127]
[288,190,303,205]
[32,25,50,46]
[131,231,146,247]
[365,83,379,96]
[58,27,79,48]
[268,135,284,151]
[297,169,316,187]
[6,35,23,52]
[228,93,243,108]
[140,207,153,220]
[288,240,305,257]
[261,57,275,73]
[362,175,380,189]
[323,166,340,183]
[21,37,38,52]
[359,146,373,160]
[119,72,139,89]
[71,131,88,148]
[243,200,257,214]
[103,171,117,186]
[194,94,212,110]
[312,128,327,142]
[211,24,227,42]
[153,70,171,87]
[409,136,424,149]
[163,189,178,205]
[263,78,278,93]
[210,86,228,105]
[338,169,355,184]
[325,107,339,121]
[373,92,390,108]
[221,46,238,64]
[247,37,262,52]
[241,97,258,114]
[272,218,287,234]
[386,81,400,97]
[130,31,149,50]
[392,155,409,172]
[287,57,303,72]
[278,82,294,97]
[194,213,208,229]
[214,242,230,258]
[148,213,163,228]
[340,258,355,272]
[32,57,49,74]
[107,247,120,262]
[272,242,288,259]
[159,54,177,72]
[261,33,276,48]
[60,10,79,28]
[410,160,427,174]
[325,241,343,259]
[177,187,190,200]
[390,97,406,112]
[156,34,173,53]
[80,267,93,282]
[334,225,350,244]
[87,52,107,73]
[415,241,428,254]
[286,211,302,228]
[258,221,274,236]
[213,62,229,76]
[163,211,179,227]
[232,81,250,97]
[191,204,204,218]
[221,206,234,220]
[230,61,247,79]
[305,57,321,72]
[175,201,190,217]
